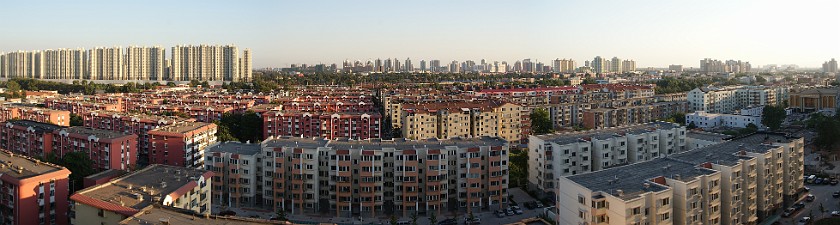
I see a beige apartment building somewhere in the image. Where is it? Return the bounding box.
[205,136,510,218]
[528,122,687,195]
[401,101,528,143]
[556,133,804,225]
[70,164,213,225]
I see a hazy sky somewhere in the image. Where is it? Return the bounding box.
[1,0,837,68]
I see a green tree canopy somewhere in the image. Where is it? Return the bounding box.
[761,105,786,130]
[530,108,554,135]
[70,114,84,126]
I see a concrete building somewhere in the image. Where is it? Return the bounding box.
[685,131,729,150]
[148,122,217,168]
[685,110,762,129]
[400,101,529,143]
[117,205,276,225]
[0,105,70,126]
[52,127,138,171]
[82,110,189,165]
[592,56,608,74]
[555,133,804,225]
[824,58,838,73]
[124,46,165,81]
[70,164,213,225]
[204,136,509,218]
[788,87,840,115]
[688,85,787,114]
[0,150,71,225]
[262,111,382,141]
[528,122,686,196]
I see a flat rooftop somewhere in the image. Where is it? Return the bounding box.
[566,157,715,200]
[328,136,507,150]
[0,150,66,179]
[207,142,262,156]
[152,122,214,133]
[85,169,128,182]
[686,131,730,142]
[534,121,681,145]
[262,136,507,150]
[6,120,62,133]
[74,165,211,212]
[672,132,793,166]
[119,206,278,225]
[64,126,136,139]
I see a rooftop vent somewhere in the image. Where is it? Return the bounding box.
[616,189,624,197]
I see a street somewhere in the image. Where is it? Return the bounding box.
[779,184,840,224]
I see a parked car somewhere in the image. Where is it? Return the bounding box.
[816,178,824,185]
[783,208,797,217]
[535,202,545,208]
[833,191,840,198]
[831,179,838,186]
[512,206,524,214]
[794,202,806,210]
[495,210,505,218]
[218,210,236,216]
[438,219,458,225]
[524,202,536,209]
[396,220,410,225]
[505,208,515,216]
[806,194,815,202]
[799,217,812,225]
[464,218,481,225]
[832,211,840,217]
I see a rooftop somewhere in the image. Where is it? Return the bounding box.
[119,205,279,225]
[85,169,128,182]
[262,136,507,150]
[63,126,136,139]
[534,121,682,145]
[151,122,215,133]
[6,120,62,133]
[0,150,67,179]
[207,141,262,156]
[686,131,730,142]
[671,132,793,166]
[566,157,715,201]
[72,165,212,215]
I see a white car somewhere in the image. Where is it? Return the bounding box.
[799,217,811,225]
[833,211,840,217]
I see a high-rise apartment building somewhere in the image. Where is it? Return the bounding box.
[88,47,123,80]
[551,59,576,73]
[171,45,239,81]
[610,57,623,73]
[824,58,838,73]
[688,85,788,114]
[592,56,607,74]
[124,46,165,81]
[43,48,86,79]
[669,64,683,72]
[622,59,636,72]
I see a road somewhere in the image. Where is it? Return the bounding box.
[779,184,840,224]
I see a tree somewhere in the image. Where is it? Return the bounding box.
[167,82,177,87]
[687,121,697,129]
[761,105,786,130]
[70,114,84,126]
[217,111,264,143]
[274,210,286,221]
[581,78,598,85]
[429,212,437,225]
[44,152,95,193]
[755,76,767,84]
[410,212,418,225]
[530,108,554,135]
[390,215,398,225]
[508,150,528,188]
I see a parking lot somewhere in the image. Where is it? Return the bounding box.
[779,182,840,224]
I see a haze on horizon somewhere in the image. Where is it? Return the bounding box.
[0,0,837,69]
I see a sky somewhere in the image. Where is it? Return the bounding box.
[0,0,838,68]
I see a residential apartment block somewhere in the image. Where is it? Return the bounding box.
[688,85,788,114]
[70,164,213,225]
[204,136,510,218]
[0,150,71,225]
[262,111,382,140]
[82,110,189,165]
[148,122,217,168]
[555,133,804,225]
[0,45,251,82]
[528,122,687,196]
[52,127,138,171]
[0,105,70,126]
[400,101,529,143]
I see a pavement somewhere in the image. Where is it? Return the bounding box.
[212,188,548,225]
[777,184,840,225]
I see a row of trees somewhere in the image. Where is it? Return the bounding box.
[215,111,263,143]
[0,78,160,95]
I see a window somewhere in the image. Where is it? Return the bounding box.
[659,212,670,221]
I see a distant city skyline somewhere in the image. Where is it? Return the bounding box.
[0,0,837,68]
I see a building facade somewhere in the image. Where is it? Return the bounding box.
[205,136,510,218]
[0,150,71,225]
[148,122,217,168]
